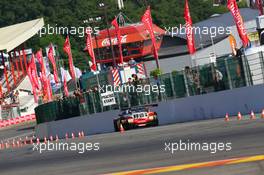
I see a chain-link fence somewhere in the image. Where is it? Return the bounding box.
[35,51,264,123]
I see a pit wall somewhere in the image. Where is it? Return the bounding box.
[35,84,264,139]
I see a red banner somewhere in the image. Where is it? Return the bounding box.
[28,55,40,90]
[111,17,124,64]
[4,67,10,92]
[63,36,75,80]
[86,30,97,72]
[257,0,264,16]
[227,0,250,47]
[141,6,159,67]
[35,49,45,74]
[184,0,196,54]
[36,50,53,102]
[27,64,38,103]
[63,74,69,97]
[48,46,59,83]
[40,73,52,102]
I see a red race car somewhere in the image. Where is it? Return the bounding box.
[113,104,159,132]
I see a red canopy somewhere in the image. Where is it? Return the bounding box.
[86,23,165,49]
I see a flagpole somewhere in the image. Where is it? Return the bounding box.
[67,35,78,90]
[53,44,63,96]
[99,2,117,68]
[86,18,104,112]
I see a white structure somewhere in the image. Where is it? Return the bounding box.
[144,8,259,74]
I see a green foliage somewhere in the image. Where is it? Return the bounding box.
[150,68,163,77]
[172,70,179,76]
[0,0,240,70]
[237,0,249,8]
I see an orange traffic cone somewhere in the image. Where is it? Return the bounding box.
[0,142,3,150]
[30,137,33,144]
[65,133,68,140]
[16,140,20,147]
[24,136,28,145]
[44,137,47,143]
[5,141,10,149]
[261,109,264,119]
[50,136,53,142]
[78,132,81,138]
[36,138,40,144]
[71,133,75,139]
[250,110,256,120]
[225,113,230,122]
[12,139,16,148]
[55,135,59,142]
[0,141,4,150]
[81,131,85,138]
[237,112,242,120]
[19,138,23,146]
[120,123,125,133]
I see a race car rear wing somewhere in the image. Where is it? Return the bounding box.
[121,104,158,111]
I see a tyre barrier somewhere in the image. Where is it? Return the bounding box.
[0,114,36,128]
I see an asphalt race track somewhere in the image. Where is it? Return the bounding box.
[0,117,263,175]
[0,122,35,141]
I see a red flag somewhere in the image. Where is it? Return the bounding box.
[86,30,97,72]
[40,73,52,102]
[111,17,124,64]
[27,64,38,103]
[63,74,69,97]
[36,49,52,101]
[36,50,44,71]
[257,0,264,16]
[48,46,59,83]
[141,6,159,67]
[36,49,47,77]
[227,0,250,47]
[28,55,40,90]
[4,67,10,92]
[184,0,196,54]
[63,36,75,80]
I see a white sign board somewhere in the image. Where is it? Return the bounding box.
[101,91,116,106]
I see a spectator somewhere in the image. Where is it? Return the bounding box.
[234,47,246,87]
[184,66,195,96]
[129,58,136,66]
[214,69,225,91]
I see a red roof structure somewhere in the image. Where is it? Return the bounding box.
[85,22,165,64]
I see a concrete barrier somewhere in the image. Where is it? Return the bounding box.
[35,84,264,139]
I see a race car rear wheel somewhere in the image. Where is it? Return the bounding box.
[153,119,159,126]
[113,119,121,132]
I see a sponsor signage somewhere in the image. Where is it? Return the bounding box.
[101,91,116,106]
